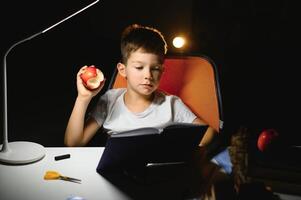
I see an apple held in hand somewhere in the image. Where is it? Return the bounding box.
[257,128,279,152]
[80,65,104,90]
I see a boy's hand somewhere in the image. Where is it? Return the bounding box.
[76,66,106,99]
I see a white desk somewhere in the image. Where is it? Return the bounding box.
[0,147,232,200]
[0,147,131,200]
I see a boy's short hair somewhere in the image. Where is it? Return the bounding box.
[120,24,168,64]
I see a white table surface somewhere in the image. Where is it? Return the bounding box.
[0,147,131,200]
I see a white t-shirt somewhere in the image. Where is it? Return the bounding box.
[91,88,197,133]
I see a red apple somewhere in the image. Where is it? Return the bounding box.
[80,65,104,90]
[257,129,279,152]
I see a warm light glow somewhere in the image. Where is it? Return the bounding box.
[172,36,185,48]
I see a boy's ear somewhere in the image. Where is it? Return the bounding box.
[117,62,126,78]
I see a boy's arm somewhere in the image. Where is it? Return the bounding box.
[64,97,100,147]
[64,66,105,147]
[192,118,217,147]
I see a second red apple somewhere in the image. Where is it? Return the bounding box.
[257,128,279,152]
[80,65,104,90]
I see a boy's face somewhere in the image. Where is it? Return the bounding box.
[118,48,164,97]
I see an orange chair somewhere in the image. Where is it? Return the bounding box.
[108,55,224,133]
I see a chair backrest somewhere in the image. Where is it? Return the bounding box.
[109,55,223,133]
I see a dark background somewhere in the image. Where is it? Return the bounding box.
[0,0,300,147]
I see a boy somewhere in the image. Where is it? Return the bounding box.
[64,24,216,152]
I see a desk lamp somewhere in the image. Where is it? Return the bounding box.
[0,0,99,164]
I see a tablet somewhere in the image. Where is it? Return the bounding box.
[96,123,208,174]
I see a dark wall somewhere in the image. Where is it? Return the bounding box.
[190,0,300,142]
[1,0,300,146]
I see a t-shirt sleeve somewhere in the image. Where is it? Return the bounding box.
[172,96,197,123]
[89,91,109,126]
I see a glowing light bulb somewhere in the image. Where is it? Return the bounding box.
[172,36,185,48]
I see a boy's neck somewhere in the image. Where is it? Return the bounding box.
[124,90,155,113]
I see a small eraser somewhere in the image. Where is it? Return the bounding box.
[55,154,70,161]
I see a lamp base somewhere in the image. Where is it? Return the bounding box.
[0,141,45,164]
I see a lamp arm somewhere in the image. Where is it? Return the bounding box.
[1,0,100,153]
[2,32,43,152]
